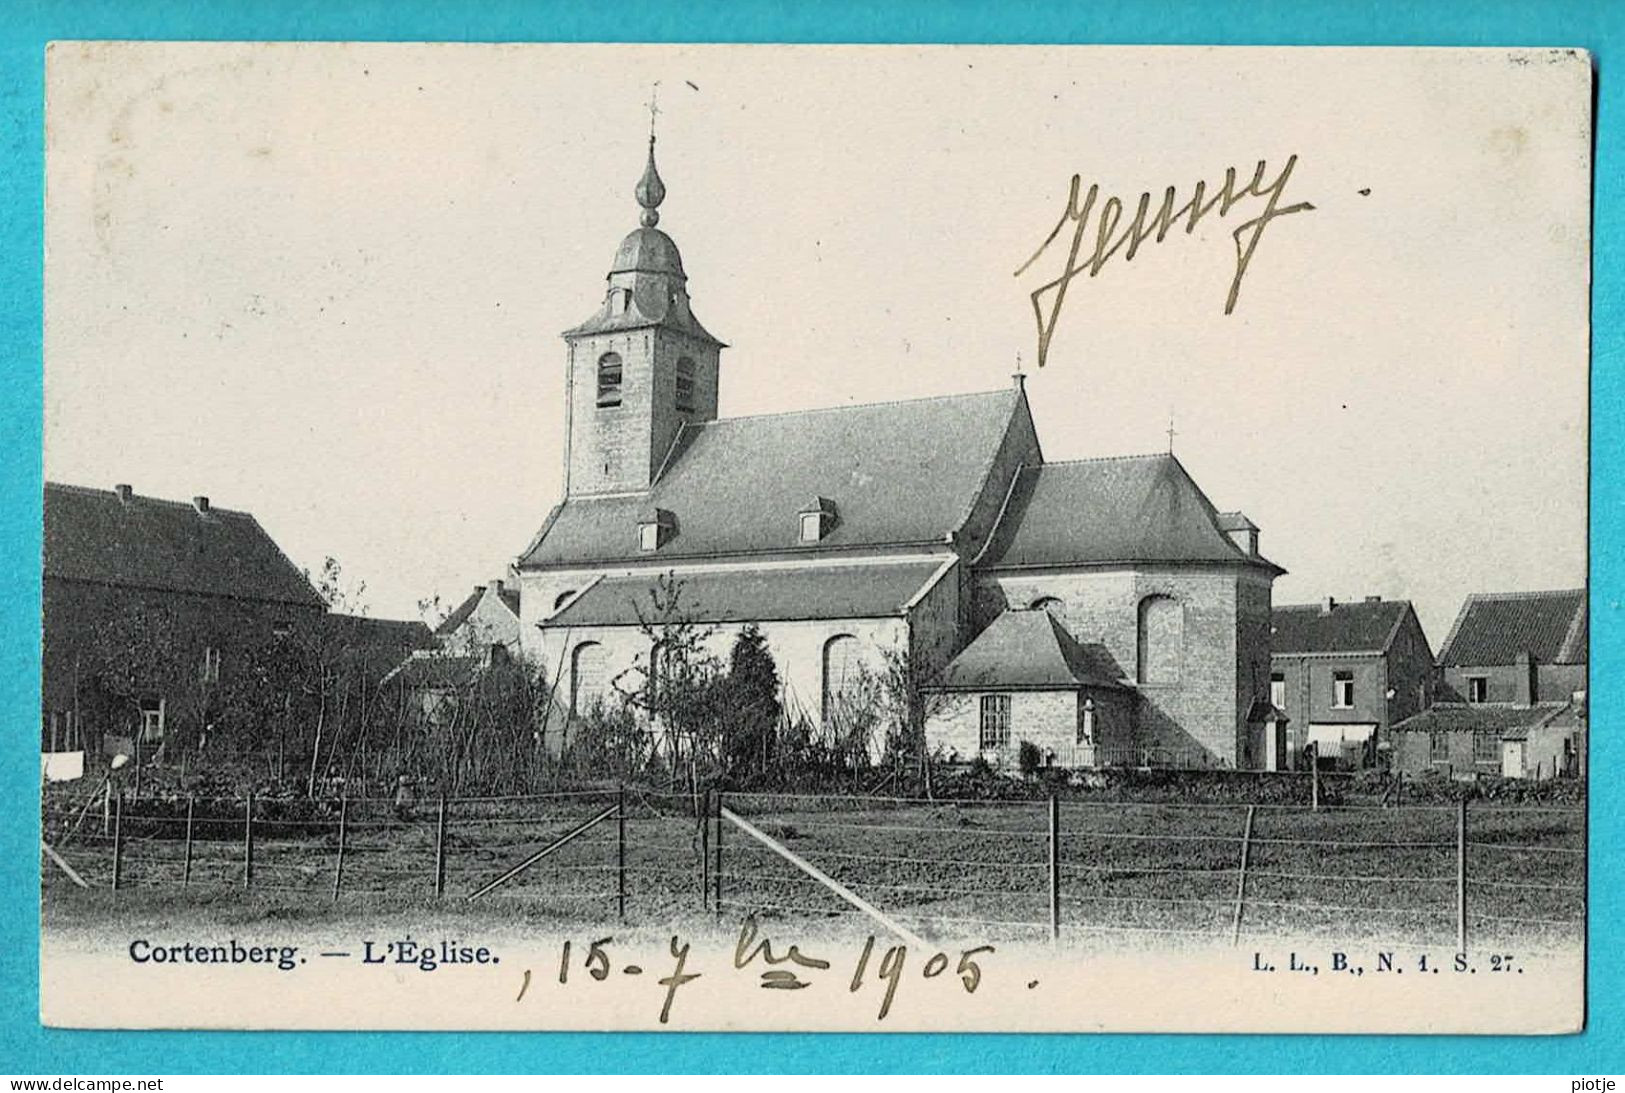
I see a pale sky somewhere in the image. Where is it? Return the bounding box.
[44,43,1590,645]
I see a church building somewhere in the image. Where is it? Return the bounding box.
[515,136,1285,770]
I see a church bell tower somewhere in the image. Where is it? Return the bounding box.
[561,134,725,497]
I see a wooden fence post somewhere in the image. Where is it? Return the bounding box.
[1048,795,1061,942]
[111,790,124,894]
[1311,760,1320,812]
[617,784,627,922]
[182,794,195,888]
[1231,804,1256,945]
[332,795,348,903]
[699,790,711,911]
[434,794,447,898]
[243,790,254,890]
[713,790,724,918]
[1457,797,1468,955]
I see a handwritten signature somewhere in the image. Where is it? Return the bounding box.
[1015,156,1316,368]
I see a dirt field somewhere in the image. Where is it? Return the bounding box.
[41,787,1584,951]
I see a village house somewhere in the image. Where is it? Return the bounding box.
[514,135,1284,770]
[1268,595,1434,770]
[382,578,524,725]
[42,482,433,771]
[1389,588,1587,780]
[41,482,328,757]
[435,577,522,658]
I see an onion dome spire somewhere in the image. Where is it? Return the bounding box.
[635,134,666,228]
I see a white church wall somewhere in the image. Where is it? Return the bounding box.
[537,615,909,741]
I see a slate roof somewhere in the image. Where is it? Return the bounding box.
[1271,599,1415,656]
[1389,702,1569,740]
[933,609,1129,691]
[1438,589,1587,667]
[975,454,1282,573]
[43,483,325,608]
[547,561,947,627]
[519,388,1021,567]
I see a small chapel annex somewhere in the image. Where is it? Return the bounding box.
[515,136,1287,771]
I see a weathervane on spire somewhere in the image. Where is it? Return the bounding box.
[635,84,667,228]
[646,80,661,142]
[1166,410,1178,454]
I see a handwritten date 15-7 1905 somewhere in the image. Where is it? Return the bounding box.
[514,917,996,1025]
[1015,156,1316,368]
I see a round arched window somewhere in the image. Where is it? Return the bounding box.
[821,634,864,730]
[571,642,608,715]
[1136,595,1184,684]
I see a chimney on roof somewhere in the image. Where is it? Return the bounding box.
[192,495,211,515]
[115,483,133,505]
[490,579,504,594]
[1012,371,1026,392]
[1364,595,1381,603]
[1321,596,1336,615]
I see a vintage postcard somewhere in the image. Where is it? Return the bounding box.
[38,42,1590,1033]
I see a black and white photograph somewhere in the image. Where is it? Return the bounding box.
[38,42,1590,1032]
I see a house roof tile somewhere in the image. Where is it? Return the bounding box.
[1271,599,1414,655]
[43,483,325,608]
[1389,702,1569,738]
[1438,589,1587,667]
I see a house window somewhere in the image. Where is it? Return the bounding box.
[1474,732,1498,763]
[1136,595,1182,684]
[1332,670,1354,709]
[1467,676,1488,704]
[596,352,623,407]
[979,694,1012,750]
[1270,673,1285,709]
[571,642,608,716]
[675,357,696,412]
[139,698,166,742]
[822,634,864,729]
[200,646,221,684]
[1430,731,1449,762]
[1077,696,1096,746]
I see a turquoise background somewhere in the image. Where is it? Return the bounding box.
[0,0,1618,1074]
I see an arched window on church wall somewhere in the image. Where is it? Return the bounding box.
[1137,595,1183,685]
[822,634,864,732]
[572,641,608,715]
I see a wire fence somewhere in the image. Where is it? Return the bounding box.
[41,786,1584,949]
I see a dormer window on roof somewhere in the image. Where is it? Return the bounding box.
[639,507,676,552]
[798,496,838,543]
